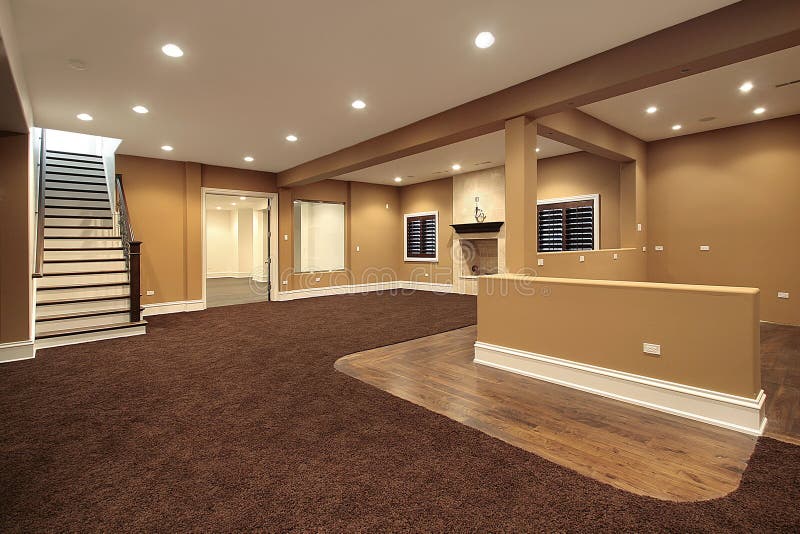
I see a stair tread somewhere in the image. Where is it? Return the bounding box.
[45,226,114,230]
[37,281,130,291]
[45,215,112,219]
[44,269,127,276]
[46,156,104,164]
[36,308,131,322]
[44,258,124,263]
[35,320,147,339]
[37,295,130,306]
[45,205,111,210]
[45,247,123,251]
[44,236,120,240]
[46,150,102,158]
[45,196,110,202]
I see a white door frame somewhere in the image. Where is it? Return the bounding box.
[201,187,279,307]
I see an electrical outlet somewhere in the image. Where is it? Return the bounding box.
[778,291,790,299]
[700,245,710,251]
[283,234,288,241]
[642,246,647,252]
[579,255,585,263]
[424,272,429,277]
[613,253,619,260]
[356,245,360,252]
[537,258,544,266]
[385,203,389,209]
[643,343,661,356]
[637,223,642,232]
[654,245,664,251]
[281,280,288,285]
[146,290,155,296]
[315,277,321,282]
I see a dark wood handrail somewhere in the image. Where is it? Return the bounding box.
[33,129,47,278]
[115,174,142,322]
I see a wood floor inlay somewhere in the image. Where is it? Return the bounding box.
[336,326,760,502]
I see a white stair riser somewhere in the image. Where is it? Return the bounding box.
[45,181,107,193]
[36,312,132,335]
[45,189,108,201]
[45,198,110,209]
[35,325,146,349]
[39,272,128,287]
[37,284,130,300]
[36,298,131,318]
[44,249,124,261]
[46,165,105,174]
[45,207,112,218]
[46,153,103,164]
[44,238,122,248]
[43,260,127,274]
[44,227,116,238]
[45,217,114,228]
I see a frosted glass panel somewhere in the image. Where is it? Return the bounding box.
[293,201,345,272]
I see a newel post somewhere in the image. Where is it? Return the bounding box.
[129,241,142,322]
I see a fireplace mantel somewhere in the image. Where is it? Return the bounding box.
[450,222,504,234]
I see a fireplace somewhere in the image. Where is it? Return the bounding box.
[459,238,499,277]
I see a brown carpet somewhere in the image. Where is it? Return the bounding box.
[1,292,798,532]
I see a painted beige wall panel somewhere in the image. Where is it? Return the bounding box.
[536,248,647,282]
[201,165,277,193]
[538,151,621,250]
[477,275,761,398]
[646,115,800,326]
[278,0,800,187]
[350,182,401,284]
[452,166,506,225]
[399,177,453,284]
[0,133,30,343]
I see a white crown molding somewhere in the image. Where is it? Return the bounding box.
[0,339,35,364]
[474,341,766,436]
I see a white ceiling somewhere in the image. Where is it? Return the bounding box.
[9,0,734,172]
[581,45,800,141]
[207,193,268,211]
[334,132,579,186]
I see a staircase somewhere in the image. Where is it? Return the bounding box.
[34,147,146,348]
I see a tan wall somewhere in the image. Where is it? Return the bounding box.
[538,151,621,249]
[536,248,647,281]
[646,115,800,326]
[201,164,277,193]
[0,133,31,343]
[399,177,453,284]
[350,182,401,284]
[116,155,277,305]
[478,275,761,398]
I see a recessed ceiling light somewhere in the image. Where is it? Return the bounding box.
[535,147,540,153]
[285,134,298,142]
[753,107,766,115]
[240,196,246,200]
[351,99,366,110]
[132,105,149,114]
[394,177,402,183]
[76,113,93,121]
[244,156,254,162]
[231,202,237,206]
[474,31,495,49]
[161,43,184,58]
[216,206,221,210]
[671,124,682,131]
[646,106,658,114]
[451,164,461,171]
[739,81,754,93]
[161,145,174,151]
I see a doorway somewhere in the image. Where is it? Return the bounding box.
[202,189,278,308]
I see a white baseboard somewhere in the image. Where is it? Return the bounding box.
[275,280,456,301]
[0,339,35,364]
[207,272,254,279]
[35,325,147,350]
[142,299,206,316]
[474,341,766,436]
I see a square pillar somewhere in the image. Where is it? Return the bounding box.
[504,116,538,273]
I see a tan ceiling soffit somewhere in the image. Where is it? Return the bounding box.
[277,0,800,187]
[538,110,645,163]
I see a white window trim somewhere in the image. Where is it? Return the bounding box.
[536,194,600,251]
[404,211,439,262]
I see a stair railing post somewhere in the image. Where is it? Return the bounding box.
[129,241,142,322]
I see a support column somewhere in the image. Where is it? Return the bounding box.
[184,162,202,301]
[504,116,538,273]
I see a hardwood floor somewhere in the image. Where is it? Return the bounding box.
[337,325,771,502]
[206,277,269,308]
[761,322,800,444]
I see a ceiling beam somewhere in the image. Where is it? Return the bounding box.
[277,0,800,187]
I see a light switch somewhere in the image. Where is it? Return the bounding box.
[700,245,710,251]
[643,343,661,356]
[315,277,321,282]
[537,258,544,266]
[654,245,664,251]
[146,290,155,296]
[385,203,389,209]
[642,246,647,252]
[281,280,288,285]
[579,255,585,263]
[356,245,360,252]
[637,223,642,232]
[613,253,619,260]
[778,291,790,299]
[283,234,288,241]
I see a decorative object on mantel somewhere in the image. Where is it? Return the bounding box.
[450,222,504,234]
[474,196,486,223]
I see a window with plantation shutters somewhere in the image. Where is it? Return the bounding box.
[536,195,599,252]
[404,211,438,261]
